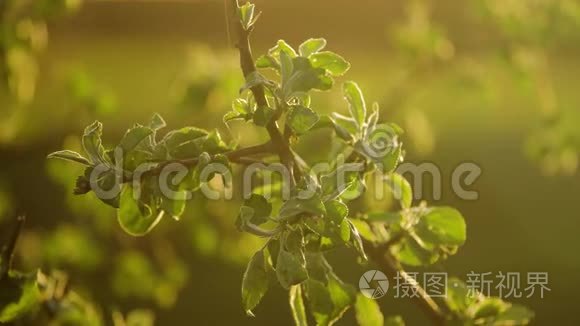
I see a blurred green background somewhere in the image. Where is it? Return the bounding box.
[1,0,579,324]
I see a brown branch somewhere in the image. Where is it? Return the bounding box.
[0,216,26,280]
[364,239,447,325]
[228,0,301,184]
[135,141,274,181]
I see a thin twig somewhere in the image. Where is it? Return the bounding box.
[0,216,26,280]
[228,0,302,185]
[136,141,275,181]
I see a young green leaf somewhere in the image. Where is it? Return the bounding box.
[324,200,348,225]
[118,125,153,153]
[347,220,368,260]
[304,279,333,322]
[117,185,164,236]
[309,51,350,76]
[415,207,466,246]
[343,81,366,130]
[287,106,320,134]
[276,249,308,289]
[161,190,187,221]
[253,105,275,127]
[279,195,326,220]
[236,194,272,227]
[162,127,208,151]
[269,40,297,58]
[366,212,403,225]
[326,274,356,322]
[385,315,405,326]
[444,278,477,314]
[289,285,308,326]
[82,121,108,165]
[280,50,295,86]
[255,54,279,70]
[0,272,40,323]
[241,250,269,316]
[355,293,384,326]
[393,236,439,267]
[299,38,327,57]
[47,150,91,166]
[149,113,166,131]
[385,173,413,209]
[284,57,333,96]
[238,2,256,30]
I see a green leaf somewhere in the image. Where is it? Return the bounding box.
[415,207,466,246]
[82,121,108,164]
[348,219,377,242]
[202,130,229,153]
[343,81,366,130]
[270,40,297,58]
[256,54,279,70]
[236,194,272,228]
[305,273,356,325]
[118,125,153,153]
[161,190,187,221]
[149,113,166,131]
[314,116,353,141]
[309,51,350,76]
[326,274,356,322]
[117,185,164,236]
[0,272,40,323]
[366,212,403,225]
[241,250,269,316]
[239,2,256,30]
[280,50,295,86]
[287,106,320,134]
[284,57,333,97]
[123,309,155,326]
[240,71,275,93]
[324,200,348,225]
[394,236,439,267]
[355,294,384,326]
[444,278,477,314]
[385,315,405,326]
[276,249,308,289]
[379,143,403,174]
[347,220,368,260]
[299,38,327,57]
[233,98,251,115]
[279,196,326,220]
[385,174,413,209]
[471,297,506,320]
[47,150,91,166]
[289,285,308,326]
[304,279,333,321]
[224,110,244,122]
[162,127,208,150]
[253,105,275,127]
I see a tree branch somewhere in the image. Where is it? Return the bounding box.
[135,141,275,181]
[228,0,301,184]
[364,239,447,326]
[0,216,26,280]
